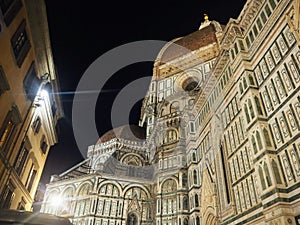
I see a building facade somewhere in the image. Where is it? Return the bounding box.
[41,0,300,224]
[0,0,62,210]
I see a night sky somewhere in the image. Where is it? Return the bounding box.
[40,0,246,185]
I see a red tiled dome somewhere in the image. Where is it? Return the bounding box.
[159,23,221,63]
[96,125,146,144]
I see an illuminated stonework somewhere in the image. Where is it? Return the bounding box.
[41,0,300,224]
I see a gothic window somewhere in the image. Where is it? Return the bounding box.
[195,194,199,207]
[243,77,247,89]
[244,104,250,123]
[263,128,272,147]
[192,151,196,162]
[184,218,188,225]
[248,99,255,119]
[248,74,255,86]
[252,135,258,154]
[264,163,272,187]
[239,82,243,94]
[183,196,188,210]
[254,96,263,115]
[256,131,263,150]
[182,173,187,187]
[258,166,266,190]
[272,160,282,184]
[127,213,138,225]
[193,169,198,185]
[196,216,200,225]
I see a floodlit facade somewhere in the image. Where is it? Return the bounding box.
[41,0,300,224]
[0,0,63,210]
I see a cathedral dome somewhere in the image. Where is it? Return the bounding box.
[96,125,146,144]
[156,20,224,64]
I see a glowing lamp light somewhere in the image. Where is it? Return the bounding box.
[49,194,64,207]
[41,89,49,98]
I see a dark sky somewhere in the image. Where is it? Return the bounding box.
[40,0,247,185]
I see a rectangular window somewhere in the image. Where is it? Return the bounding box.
[245,37,250,48]
[14,136,31,176]
[0,105,22,155]
[11,20,31,67]
[238,40,245,51]
[257,18,263,30]
[253,25,258,37]
[1,182,15,209]
[0,65,10,96]
[249,31,254,43]
[23,62,40,101]
[269,0,276,9]
[261,11,267,23]
[265,4,272,17]
[26,165,37,192]
[0,0,22,26]
[40,135,48,154]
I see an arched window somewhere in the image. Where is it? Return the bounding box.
[249,75,255,85]
[127,212,138,225]
[193,170,198,185]
[251,135,258,154]
[183,196,188,210]
[248,99,255,118]
[256,131,263,150]
[263,128,272,147]
[244,104,250,123]
[259,166,266,190]
[272,160,282,184]
[264,163,272,187]
[195,194,199,207]
[192,152,196,162]
[184,218,188,225]
[255,96,263,115]
[196,216,200,225]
